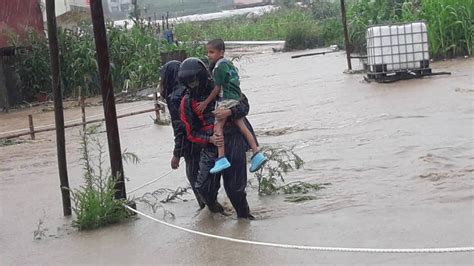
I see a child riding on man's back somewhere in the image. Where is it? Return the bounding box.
[194,39,267,174]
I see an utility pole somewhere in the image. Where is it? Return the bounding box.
[45,0,72,216]
[340,0,352,70]
[89,0,127,199]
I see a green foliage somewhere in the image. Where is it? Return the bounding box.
[70,125,139,230]
[175,9,316,42]
[284,24,324,50]
[311,0,340,20]
[421,0,473,57]
[11,30,51,101]
[347,0,406,53]
[0,138,22,147]
[58,24,100,97]
[9,21,205,103]
[253,146,325,201]
[347,0,473,57]
[8,0,471,100]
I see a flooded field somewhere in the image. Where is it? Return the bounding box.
[0,47,473,264]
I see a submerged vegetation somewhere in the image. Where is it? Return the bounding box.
[252,146,327,202]
[70,125,139,230]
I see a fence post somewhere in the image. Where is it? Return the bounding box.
[90,0,127,200]
[28,114,35,140]
[80,96,86,131]
[45,0,72,216]
[340,0,352,71]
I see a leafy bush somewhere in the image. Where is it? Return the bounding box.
[284,24,324,50]
[320,18,344,47]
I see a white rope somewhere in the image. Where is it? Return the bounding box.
[128,169,174,193]
[0,101,154,136]
[128,158,183,193]
[123,205,474,253]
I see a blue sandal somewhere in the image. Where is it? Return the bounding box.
[210,157,231,174]
[249,152,268,172]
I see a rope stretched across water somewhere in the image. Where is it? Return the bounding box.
[123,205,474,253]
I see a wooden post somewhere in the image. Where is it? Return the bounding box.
[45,0,72,216]
[28,114,35,140]
[340,0,352,70]
[80,97,86,132]
[133,0,138,19]
[90,0,127,200]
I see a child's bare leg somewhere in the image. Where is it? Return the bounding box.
[214,118,227,158]
[234,118,258,154]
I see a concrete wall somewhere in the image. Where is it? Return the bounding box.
[39,0,71,20]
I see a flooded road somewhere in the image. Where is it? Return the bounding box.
[1,47,473,265]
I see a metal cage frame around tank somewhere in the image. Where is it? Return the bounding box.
[366,21,432,81]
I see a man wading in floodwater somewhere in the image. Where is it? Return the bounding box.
[178,58,255,219]
[160,60,205,209]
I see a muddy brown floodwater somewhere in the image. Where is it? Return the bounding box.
[1,46,473,265]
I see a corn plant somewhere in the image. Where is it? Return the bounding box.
[8,20,205,104]
[11,29,51,102]
[347,0,473,57]
[421,0,473,57]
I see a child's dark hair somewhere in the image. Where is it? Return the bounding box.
[207,39,225,52]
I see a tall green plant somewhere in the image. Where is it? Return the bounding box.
[59,24,99,97]
[71,125,139,230]
[9,21,205,103]
[347,0,473,57]
[12,30,51,101]
[421,0,473,57]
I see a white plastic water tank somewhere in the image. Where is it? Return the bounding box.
[367,22,429,73]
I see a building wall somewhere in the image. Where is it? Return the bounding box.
[39,0,71,22]
[233,0,266,5]
[108,0,132,13]
[0,0,45,47]
[68,0,132,13]
[69,0,89,8]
